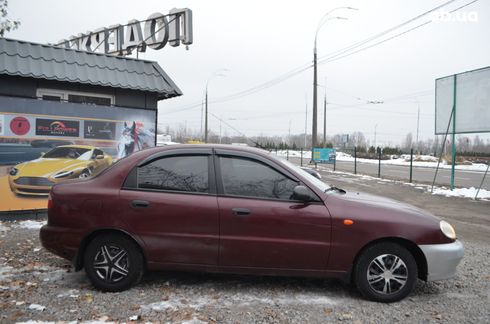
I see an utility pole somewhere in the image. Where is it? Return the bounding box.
[416,102,420,152]
[312,7,356,150]
[323,92,327,147]
[219,115,222,144]
[200,100,204,140]
[312,47,318,149]
[374,124,378,148]
[204,69,228,143]
[304,95,308,149]
[204,91,208,143]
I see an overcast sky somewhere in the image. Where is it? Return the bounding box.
[7,0,490,146]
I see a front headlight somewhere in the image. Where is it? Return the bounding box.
[440,220,456,240]
[53,170,73,179]
[9,167,18,176]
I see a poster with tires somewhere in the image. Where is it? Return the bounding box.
[0,96,156,212]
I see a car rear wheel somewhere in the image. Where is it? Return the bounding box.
[83,234,144,292]
[354,242,417,303]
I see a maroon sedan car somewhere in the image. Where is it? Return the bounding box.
[40,145,464,302]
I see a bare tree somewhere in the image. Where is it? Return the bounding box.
[403,133,413,151]
[0,0,20,36]
[348,132,367,149]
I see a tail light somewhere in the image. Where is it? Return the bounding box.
[47,192,54,210]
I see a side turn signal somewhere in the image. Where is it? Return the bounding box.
[343,219,354,226]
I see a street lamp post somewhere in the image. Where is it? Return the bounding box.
[204,69,228,143]
[312,7,357,150]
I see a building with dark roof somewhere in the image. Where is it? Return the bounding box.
[0,37,182,107]
[0,38,185,212]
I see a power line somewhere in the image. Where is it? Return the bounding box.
[165,0,477,116]
[316,0,458,63]
[319,0,479,65]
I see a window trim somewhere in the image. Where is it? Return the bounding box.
[37,88,114,106]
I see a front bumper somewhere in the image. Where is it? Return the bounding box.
[8,176,52,196]
[419,240,464,281]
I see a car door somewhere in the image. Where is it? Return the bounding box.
[216,150,331,270]
[119,150,219,265]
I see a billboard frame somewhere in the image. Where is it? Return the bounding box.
[434,65,490,135]
[433,66,490,191]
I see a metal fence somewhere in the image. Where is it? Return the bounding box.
[270,148,490,197]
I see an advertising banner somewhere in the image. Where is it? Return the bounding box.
[312,148,336,164]
[0,96,156,212]
[435,66,490,134]
[35,118,80,137]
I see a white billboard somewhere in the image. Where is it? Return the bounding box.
[435,66,490,134]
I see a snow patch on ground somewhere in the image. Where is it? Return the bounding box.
[17,321,115,324]
[274,150,312,159]
[319,168,489,201]
[431,186,490,200]
[15,220,47,230]
[16,321,57,324]
[0,222,10,233]
[142,292,336,313]
[28,304,46,311]
[273,150,489,172]
[181,318,208,324]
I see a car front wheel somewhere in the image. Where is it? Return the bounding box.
[79,169,91,179]
[354,242,417,303]
[83,234,144,292]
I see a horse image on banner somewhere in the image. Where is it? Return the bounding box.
[117,121,155,159]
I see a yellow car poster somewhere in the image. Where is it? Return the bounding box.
[0,96,156,213]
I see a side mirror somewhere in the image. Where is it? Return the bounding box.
[96,155,104,160]
[292,185,315,202]
[40,152,45,157]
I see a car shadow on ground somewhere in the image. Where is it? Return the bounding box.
[138,270,443,301]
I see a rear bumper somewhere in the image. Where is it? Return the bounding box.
[419,240,464,281]
[40,225,82,264]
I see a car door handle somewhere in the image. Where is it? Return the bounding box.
[131,200,150,208]
[232,208,251,216]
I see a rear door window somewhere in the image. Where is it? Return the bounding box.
[137,155,209,193]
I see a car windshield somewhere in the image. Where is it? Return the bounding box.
[43,147,91,159]
[269,154,332,193]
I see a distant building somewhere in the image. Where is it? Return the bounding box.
[157,134,179,146]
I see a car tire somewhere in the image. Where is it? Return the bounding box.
[83,234,144,292]
[354,242,417,303]
[79,169,91,179]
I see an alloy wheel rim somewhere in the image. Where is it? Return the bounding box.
[79,172,90,178]
[93,244,129,283]
[366,254,408,295]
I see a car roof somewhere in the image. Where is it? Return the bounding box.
[147,144,270,156]
[117,144,273,165]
